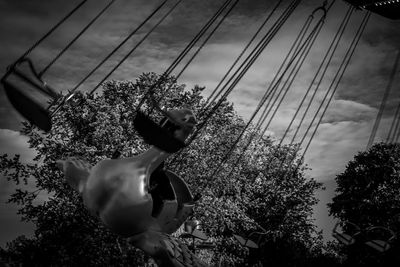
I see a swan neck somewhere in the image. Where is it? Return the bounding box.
[139,146,171,173]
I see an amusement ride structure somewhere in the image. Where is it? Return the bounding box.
[1,0,399,266]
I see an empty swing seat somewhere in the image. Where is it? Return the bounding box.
[1,58,59,132]
[333,232,356,246]
[332,222,361,246]
[364,226,396,252]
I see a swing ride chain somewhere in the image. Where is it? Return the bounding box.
[50,0,171,116]
[89,0,181,96]
[39,0,118,77]
[300,12,371,158]
[215,0,329,180]
[175,0,240,79]
[267,3,353,180]
[387,91,400,144]
[182,0,331,180]
[254,0,341,180]
[247,0,324,147]
[1,0,89,95]
[169,0,302,168]
[369,50,400,147]
[263,1,332,141]
[225,9,327,180]
[134,0,235,129]
[189,0,303,147]
[167,0,286,167]
[148,0,239,130]
[198,0,305,176]
[286,10,371,180]
[2,58,59,99]
[2,0,115,114]
[19,0,89,63]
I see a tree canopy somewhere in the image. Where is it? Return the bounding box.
[329,142,400,266]
[1,73,324,266]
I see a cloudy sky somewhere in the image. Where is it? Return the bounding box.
[0,0,399,246]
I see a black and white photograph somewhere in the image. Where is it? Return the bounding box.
[0,0,399,266]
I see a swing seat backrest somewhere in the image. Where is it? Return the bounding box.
[3,81,52,132]
[332,222,360,246]
[1,58,59,132]
[180,220,208,240]
[233,234,259,249]
[191,229,208,240]
[365,240,391,252]
[332,232,356,246]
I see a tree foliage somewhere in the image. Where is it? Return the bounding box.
[1,73,324,266]
[329,142,400,266]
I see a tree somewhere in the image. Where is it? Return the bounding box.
[1,72,323,266]
[329,142,400,266]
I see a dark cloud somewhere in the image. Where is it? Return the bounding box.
[335,11,400,115]
[1,0,400,244]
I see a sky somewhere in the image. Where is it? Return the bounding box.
[0,0,399,247]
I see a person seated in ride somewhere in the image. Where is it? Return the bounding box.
[56,108,197,236]
[58,109,208,266]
